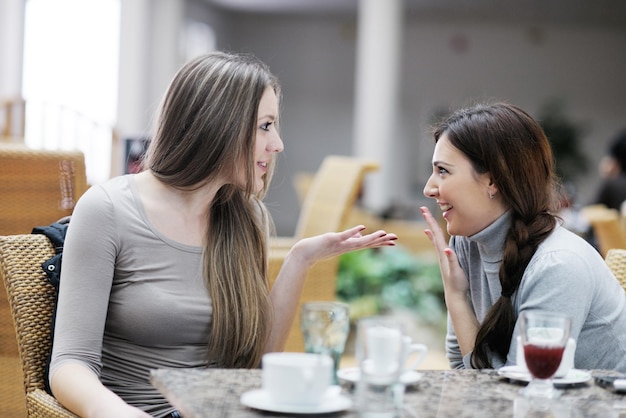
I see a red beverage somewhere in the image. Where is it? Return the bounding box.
[524,344,565,379]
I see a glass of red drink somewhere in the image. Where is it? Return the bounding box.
[519,311,572,398]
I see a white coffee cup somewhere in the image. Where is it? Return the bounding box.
[262,352,333,406]
[516,336,576,378]
[402,336,428,371]
[364,325,404,375]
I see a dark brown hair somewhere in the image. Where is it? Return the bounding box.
[434,102,562,368]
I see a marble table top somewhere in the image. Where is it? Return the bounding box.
[150,367,626,417]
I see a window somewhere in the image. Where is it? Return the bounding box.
[22,0,120,184]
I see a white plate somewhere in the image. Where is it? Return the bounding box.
[337,367,423,386]
[240,387,352,414]
[498,365,592,385]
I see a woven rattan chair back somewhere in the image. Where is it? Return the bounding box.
[293,156,379,239]
[268,156,379,351]
[0,234,77,417]
[605,248,626,293]
[0,146,89,236]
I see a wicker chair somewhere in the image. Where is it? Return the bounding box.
[0,145,89,236]
[0,234,77,417]
[269,155,379,351]
[0,145,88,415]
[294,169,437,258]
[605,248,626,293]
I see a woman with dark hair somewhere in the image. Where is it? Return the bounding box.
[421,102,626,371]
[49,52,397,417]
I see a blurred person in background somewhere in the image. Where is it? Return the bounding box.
[591,129,626,211]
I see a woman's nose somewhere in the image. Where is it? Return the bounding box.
[423,175,437,198]
[270,134,284,153]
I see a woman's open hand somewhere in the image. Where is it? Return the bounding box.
[289,225,397,268]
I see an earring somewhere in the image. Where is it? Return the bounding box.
[489,192,494,199]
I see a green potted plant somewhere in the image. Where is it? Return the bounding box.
[336,245,446,331]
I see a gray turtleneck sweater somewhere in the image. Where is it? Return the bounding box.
[447,212,626,372]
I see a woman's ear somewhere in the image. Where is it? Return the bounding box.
[486,177,499,198]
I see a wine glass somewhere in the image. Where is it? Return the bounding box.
[300,301,350,384]
[519,310,572,399]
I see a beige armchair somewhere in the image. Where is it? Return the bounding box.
[269,155,379,351]
[581,204,626,257]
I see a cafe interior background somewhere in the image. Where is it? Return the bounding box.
[1,0,626,408]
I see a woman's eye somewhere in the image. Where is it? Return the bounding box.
[260,122,273,131]
[437,167,449,175]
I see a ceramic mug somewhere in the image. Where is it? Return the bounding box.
[402,336,428,371]
[262,352,333,406]
[363,324,404,376]
[516,335,576,378]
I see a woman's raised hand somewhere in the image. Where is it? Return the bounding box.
[420,207,480,355]
[419,206,469,297]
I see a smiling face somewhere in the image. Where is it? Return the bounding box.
[251,86,283,192]
[423,134,507,237]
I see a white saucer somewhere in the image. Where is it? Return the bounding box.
[498,365,592,385]
[240,387,352,414]
[337,367,423,386]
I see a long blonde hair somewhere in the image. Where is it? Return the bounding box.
[143,52,280,368]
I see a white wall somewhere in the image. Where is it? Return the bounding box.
[0,0,25,98]
[117,0,185,139]
[216,15,360,234]
[402,21,626,210]
[200,10,626,235]
[7,2,622,236]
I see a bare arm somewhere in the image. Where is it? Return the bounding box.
[420,207,479,357]
[51,364,151,418]
[50,185,151,417]
[265,225,397,352]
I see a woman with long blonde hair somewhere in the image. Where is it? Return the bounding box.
[49,52,397,417]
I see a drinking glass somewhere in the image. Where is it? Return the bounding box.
[519,311,572,399]
[300,301,350,384]
[355,316,406,417]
